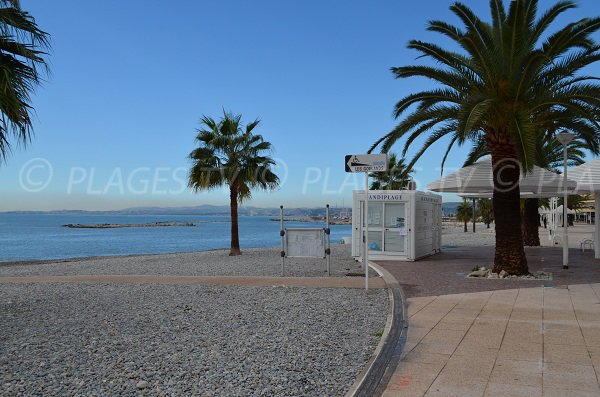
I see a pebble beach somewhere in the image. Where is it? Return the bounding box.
[0,245,387,397]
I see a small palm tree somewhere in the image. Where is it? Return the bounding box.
[369,153,413,190]
[478,198,494,229]
[188,111,279,256]
[456,200,472,233]
[0,0,50,162]
[370,0,600,275]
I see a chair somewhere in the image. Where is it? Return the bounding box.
[581,232,595,252]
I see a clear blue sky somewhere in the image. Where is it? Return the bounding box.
[0,0,598,211]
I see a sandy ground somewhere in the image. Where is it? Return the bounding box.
[442,222,597,249]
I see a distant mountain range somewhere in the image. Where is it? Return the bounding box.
[3,202,463,217]
[1,204,344,217]
[442,202,461,216]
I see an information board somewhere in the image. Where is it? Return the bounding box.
[285,228,325,258]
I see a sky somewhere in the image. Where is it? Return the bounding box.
[0,0,599,211]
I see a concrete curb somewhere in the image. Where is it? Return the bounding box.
[344,262,408,397]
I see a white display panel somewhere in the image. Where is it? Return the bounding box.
[285,228,325,258]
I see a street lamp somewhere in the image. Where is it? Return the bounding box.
[556,131,575,269]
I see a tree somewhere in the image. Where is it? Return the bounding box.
[0,0,50,162]
[456,200,472,233]
[188,111,279,256]
[370,0,600,275]
[478,198,494,228]
[369,153,413,190]
[558,194,591,226]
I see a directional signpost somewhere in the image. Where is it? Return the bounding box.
[345,153,388,290]
[345,154,388,173]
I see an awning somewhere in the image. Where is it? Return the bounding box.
[427,159,577,197]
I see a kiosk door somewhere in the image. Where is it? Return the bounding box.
[383,203,406,252]
[366,202,384,252]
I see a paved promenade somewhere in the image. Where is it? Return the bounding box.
[383,283,600,397]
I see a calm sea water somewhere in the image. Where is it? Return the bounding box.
[0,213,352,261]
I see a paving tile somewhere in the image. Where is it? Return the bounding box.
[489,359,543,387]
[435,313,477,330]
[407,297,438,317]
[441,354,496,382]
[542,388,600,397]
[419,328,466,344]
[543,328,586,346]
[543,344,592,366]
[383,362,441,397]
[401,349,451,366]
[507,308,543,322]
[405,326,432,345]
[458,333,505,351]
[579,321,600,346]
[497,343,542,362]
[504,325,543,345]
[452,342,499,358]
[589,347,600,368]
[543,363,600,393]
[483,382,542,397]
[424,376,487,397]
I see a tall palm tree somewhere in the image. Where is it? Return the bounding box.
[0,0,50,162]
[188,111,279,256]
[369,153,413,190]
[370,0,600,275]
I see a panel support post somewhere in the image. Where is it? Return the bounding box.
[364,173,369,291]
[326,204,331,276]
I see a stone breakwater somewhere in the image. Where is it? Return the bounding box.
[62,222,195,228]
[270,217,352,225]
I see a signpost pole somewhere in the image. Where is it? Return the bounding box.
[364,172,369,291]
[326,204,331,276]
[280,205,285,276]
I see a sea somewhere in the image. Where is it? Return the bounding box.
[0,213,352,261]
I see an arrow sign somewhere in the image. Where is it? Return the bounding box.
[345,154,388,172]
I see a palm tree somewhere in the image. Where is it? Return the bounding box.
[0,0,50,162]
[456,200,472,233]
[369,153,413,190]
[478,198,494,229]
[188,111,279,256]
[370,0,600,275]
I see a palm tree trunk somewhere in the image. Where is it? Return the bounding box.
[463,220,467,233]
[522,198,540,246]
[488,136,528,275]
[229,184,242,256]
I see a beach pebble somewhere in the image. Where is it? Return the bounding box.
[136,380,149,389]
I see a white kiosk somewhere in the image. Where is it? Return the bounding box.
[352,190,442,261]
